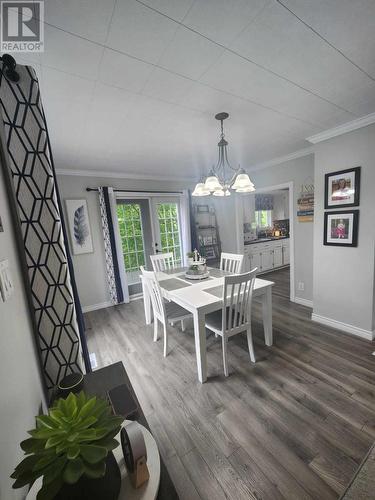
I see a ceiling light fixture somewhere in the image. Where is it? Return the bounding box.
[192,112,255,197]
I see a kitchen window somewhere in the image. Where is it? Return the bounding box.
[255,209,272,228]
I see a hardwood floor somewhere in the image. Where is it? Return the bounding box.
[85,269,375,500]
[260,266,290,299]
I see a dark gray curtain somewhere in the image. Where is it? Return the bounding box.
[188,189,198,251]
[0,63,91,389]
[255,194,274,211]
[98,186,129,304]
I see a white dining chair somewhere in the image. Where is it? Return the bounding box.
[150,252,175,272]
[220,252,244,274]
[205,268,257,377]
[140,266,191,357]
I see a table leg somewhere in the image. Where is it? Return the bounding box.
[193,309,207,383]
[142,278,152,325]
[262,287,273,346]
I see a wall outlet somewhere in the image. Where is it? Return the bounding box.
[298,281,305,291]
[0,260,14,301]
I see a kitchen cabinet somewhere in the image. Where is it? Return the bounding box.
[273,245,283,267]
[249,251,261,271]
[242,194,256,224]
[244,238,290,274]
[260,247,273,271]
[282,242,290,265]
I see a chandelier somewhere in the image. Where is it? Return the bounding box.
[192,112,255,197]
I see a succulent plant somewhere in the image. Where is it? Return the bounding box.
[11,391,124,500]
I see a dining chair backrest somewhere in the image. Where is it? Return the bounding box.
[220,252,244,274]
[150,252,175,272]
[140,266,166,323]
[222,268,257,334]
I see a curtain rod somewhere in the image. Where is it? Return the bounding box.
[86,188,184,194]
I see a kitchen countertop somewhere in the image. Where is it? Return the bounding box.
[244,236,289,245]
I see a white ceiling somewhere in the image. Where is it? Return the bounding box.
[16,0,375,179]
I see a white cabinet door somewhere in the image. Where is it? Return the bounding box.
[273,246,283,267]
[282,243,290,265]
[260,249,273,271]
[249,251,261,272]
[243,253,250,272]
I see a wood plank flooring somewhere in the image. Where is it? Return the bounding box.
[85,268,375,500]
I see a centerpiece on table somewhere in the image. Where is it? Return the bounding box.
[185,249,209,280]
[11,391,124,500]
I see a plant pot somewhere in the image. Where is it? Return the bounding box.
[55,452,121,500]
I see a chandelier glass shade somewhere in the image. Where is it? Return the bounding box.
[191,181,210,196]
[192,112,255,197]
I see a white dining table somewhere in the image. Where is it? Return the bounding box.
[142,267,274,383]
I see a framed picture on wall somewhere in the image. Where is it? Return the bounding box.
[323,210,359,247]
[324,166,361,209]
[65,199,94,255]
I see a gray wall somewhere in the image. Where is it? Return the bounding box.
[57,174,190,310]
[0,168,45,499]
[58,155,315,309]
[250,154,315,302]
[312,124,375,334]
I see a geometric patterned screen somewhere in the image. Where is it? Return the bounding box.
[0,64,83,389]
[98,186,126,305]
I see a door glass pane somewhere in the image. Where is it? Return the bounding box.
[117,203,146,284]
[157,202,182,265]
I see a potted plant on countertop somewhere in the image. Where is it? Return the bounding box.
[11,392,124,500]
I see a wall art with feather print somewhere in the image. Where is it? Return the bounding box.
[65,199,94,255]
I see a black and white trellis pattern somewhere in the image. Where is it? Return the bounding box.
[0,65,84,389]
[98,187,119,303]
[98,186,128,304]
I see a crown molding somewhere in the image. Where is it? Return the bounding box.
[249,147,314,171]
[55,168,195,183]
[306,112,375,144]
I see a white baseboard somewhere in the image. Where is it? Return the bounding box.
[82,301,112,313]
[311,313,375,340]
[129,293,143,302]
[294,297,313,308]
[89,352,98,369]
[82,294,143,312]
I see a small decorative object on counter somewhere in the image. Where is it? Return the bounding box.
[11,392,124,500]
[120,421,149,489]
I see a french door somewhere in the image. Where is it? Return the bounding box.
[151,197,183,266]
[116,196,184,293]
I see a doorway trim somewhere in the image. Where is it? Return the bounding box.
[236,181,295,303]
